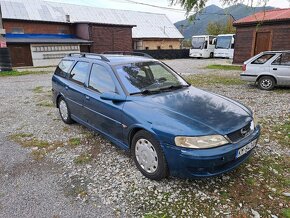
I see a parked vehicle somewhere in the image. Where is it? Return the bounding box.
[214,34,235,58]
[189,35,216,58]
[240,51,290,90]
[52,52,260,180]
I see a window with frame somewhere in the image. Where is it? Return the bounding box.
[89,64,116,93]
[70,61,90,84]
[252,54,275,64]
[272,53,290,66]
[11,27,24,34]
[54,60,74,78]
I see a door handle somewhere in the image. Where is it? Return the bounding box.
[273,68,277,70]
[85,95,90,100]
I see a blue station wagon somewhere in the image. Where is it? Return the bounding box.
[52,53,261,180]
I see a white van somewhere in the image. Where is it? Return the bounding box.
[189,35,216,58]
[214,34,235,58]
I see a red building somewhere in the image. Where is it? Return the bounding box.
[233,8,290,64]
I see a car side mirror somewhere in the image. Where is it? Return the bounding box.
[100,92,127,102]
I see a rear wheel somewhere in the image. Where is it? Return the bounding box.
[58,96,74,124]
[131,130,168,180]
[258,76,275,90]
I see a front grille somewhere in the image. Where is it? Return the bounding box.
[227,122,252,143]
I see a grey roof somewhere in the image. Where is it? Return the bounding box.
[1,0,184,39]
[6,37,92,44]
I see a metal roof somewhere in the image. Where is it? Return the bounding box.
[234,8,290,25]
[1,0,184,39]
[6,37,92,44]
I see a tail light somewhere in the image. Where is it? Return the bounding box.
[242,64,246,71]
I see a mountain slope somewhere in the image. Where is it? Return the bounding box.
[175,4,275,39]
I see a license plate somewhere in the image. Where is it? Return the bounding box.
[236,139,257,158]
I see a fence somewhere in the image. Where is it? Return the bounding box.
[134,49,189,59]
[0,48,12,71]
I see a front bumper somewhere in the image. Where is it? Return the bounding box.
[162,125,261,178]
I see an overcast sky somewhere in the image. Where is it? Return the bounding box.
[49,0,290,22]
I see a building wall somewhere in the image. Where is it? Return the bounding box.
[76,23,90,40]
[30,44,80,67]
[134,39,181,50]
[89,24,133,53]
[3,20,75,34]
[233,23,290,64]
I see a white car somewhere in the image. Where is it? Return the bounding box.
[240,51,290,90]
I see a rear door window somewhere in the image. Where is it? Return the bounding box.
[54,60,74,78]
[252,54,274,64]
[88,64,116,93]
[70,61,90,85]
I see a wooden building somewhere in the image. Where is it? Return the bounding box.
[233,8,290,64]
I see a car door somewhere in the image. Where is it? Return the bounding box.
[82,63,125,142]
[65,61,91,122]
[271,53,290,85]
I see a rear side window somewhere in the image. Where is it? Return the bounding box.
[70,61,90,85]
[89,64,116,93]
[252,54,274,64]
[272,53,290,66]
[54,60,74,78]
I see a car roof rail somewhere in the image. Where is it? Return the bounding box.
[67,53,110,62]
[103,51,153,59]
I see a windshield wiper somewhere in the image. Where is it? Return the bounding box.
[129,88,162,96]
[159,84,190,91]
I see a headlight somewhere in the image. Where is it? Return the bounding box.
[175,135,229,149]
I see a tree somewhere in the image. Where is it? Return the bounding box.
[207,18,236,35]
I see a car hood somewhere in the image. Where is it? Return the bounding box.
[129,86,252,135]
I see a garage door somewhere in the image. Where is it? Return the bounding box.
[8,44,33,67]
[254,32,271,55]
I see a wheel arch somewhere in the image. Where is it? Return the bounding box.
[256,74,277,84]
[127,125,158,149]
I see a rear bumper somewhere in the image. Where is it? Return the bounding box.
[162,125,261,178]
[240,74,257,82]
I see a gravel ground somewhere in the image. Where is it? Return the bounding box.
[0,59,289,217]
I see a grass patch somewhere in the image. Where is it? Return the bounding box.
[74,153,92,164]
[36,100,54,107]
[68,137,82,148]
[33,86,44,93]
[9,133,63,160]
[186,74,246,87]
[260,118,290,148]
[282,208,290,218]
[206,64,242,71]
[0,70,48,77]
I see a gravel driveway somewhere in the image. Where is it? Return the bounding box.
[0,59,289,217]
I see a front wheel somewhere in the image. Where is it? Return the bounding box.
[258,76,275,90]
[131,130,168,180]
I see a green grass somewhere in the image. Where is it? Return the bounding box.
[282,208,290,218]
[206,64,242,71]
[186,74,246,87]
[0,70,48,77]
[68,137,82,148]
[74,153,92,164]
[33,86,44,93]
[36,100,54,107]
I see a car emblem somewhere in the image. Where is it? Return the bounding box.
[240,128,249,136]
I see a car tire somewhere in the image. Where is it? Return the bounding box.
[258,76,275,90]
[210,52,214,58]
[58,96,74,124]
[131,130,168,180]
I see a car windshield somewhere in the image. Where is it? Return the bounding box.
[115,61,189,95]
[192,37,205,49]
[216,36,232,49]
